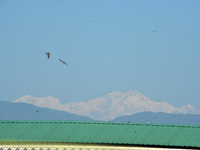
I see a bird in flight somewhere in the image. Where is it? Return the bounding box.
[59,59,68,65]
[45,52,50,59]
[89,20,95,23]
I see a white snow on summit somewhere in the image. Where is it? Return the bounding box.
[13,90,200,121]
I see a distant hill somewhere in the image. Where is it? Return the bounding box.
[111,111,200,125]
[13,90,199,121]
[0,101,94,121]
[1,100,200,125]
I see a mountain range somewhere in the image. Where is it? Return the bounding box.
[112,111,200,125]
[0,101,93,121]
[13,90,199,121]
[1,100,200,125]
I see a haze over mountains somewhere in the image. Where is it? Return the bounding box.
[0,101,93,121]
[13,90,199,121]
[1,100,200,125]
[112,111,200,125]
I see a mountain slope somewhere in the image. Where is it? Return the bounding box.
[112,111,200,125]
[13,90,200,121]
[0,101,94,121]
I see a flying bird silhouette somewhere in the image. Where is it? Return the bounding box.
[45,52,50,59]
[89,20,95,23]
[59,59,68,65]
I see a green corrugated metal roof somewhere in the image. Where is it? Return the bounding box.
[0,121,200,148]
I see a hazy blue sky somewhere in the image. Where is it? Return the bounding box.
[1,1,200,110]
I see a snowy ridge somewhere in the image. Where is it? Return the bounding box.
[13,90,199,121]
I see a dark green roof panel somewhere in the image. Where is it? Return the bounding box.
[0,121,200,148]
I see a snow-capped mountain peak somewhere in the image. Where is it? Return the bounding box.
[13,90,199,121]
